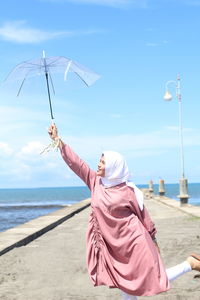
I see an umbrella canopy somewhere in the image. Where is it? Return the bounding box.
[5,51,100,120]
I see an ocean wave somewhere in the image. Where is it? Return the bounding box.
[0,204,69,210]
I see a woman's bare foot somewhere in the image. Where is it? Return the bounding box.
[187,254,200,271]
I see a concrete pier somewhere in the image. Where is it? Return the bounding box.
[159,179,165,196]
[0,198,91,256]
[148,180,154,193]
[1,193,200,300]
[178,177,190,205]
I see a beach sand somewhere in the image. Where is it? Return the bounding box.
[0,196,200,300]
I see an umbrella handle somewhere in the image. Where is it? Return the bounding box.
[48,119,57,141]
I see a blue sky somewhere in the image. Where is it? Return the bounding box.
[0,0,200,188]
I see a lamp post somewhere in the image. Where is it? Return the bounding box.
[163,74,189,205]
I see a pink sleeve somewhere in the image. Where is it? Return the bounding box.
[60,143,96,191]
[139,206,157,239]
[129,191,157,239]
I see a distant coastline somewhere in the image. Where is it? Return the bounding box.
[0,183,199,233]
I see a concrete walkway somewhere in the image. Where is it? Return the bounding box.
[0,199,90,256]
[1,194,200,300]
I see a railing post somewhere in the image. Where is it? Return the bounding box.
[159,179,165,196]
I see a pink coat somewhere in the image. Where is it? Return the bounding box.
[61,144,170,296]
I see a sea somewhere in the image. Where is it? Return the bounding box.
[0,183,199,233]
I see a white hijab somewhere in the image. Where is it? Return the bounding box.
[101,151,144,211]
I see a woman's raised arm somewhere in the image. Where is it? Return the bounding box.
[48,124,96,191]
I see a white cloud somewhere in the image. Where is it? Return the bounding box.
[0,105,46,124]
[164,126,194,132]
[146,40,169,47]
[164,126,180,131]
[9,163,32,181]
[0,21,65,43]
[0,142,13,156]
[19,141,45,156]
[70,0,131,6]
[146,42,158,47]
[41,0,148,8]
[1,125,200,187]
[0,139,74,187]
[41,0,200,8]
[154,0,200,6]
[0,20,102,44]
[64,127,200,161]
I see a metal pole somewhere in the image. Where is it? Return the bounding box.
[45,72,54,120]
[176,75,185,179]
[43,50,54,121]
[176,74,189,205]
[164,75,189,205]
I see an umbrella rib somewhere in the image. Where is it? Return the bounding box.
[19,62,43,67]
[73,71,89,87]
[47,57,63,66]
[17,77,26,97]
[8,58,71,79]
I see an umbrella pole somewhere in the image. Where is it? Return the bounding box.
[45,72,54,121]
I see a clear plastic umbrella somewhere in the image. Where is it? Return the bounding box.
[5,51,100,154]
[5,51,100,121]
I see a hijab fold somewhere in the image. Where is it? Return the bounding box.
[101,151,144,211]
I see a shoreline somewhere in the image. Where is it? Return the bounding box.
[1,190,200,257]
[0,198,90,256]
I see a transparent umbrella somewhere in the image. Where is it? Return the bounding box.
[5,51,100,121]
[5,51,100,154]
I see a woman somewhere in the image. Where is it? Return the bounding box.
[48,124,200,300]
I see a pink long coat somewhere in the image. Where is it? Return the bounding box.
[61,144,170,296]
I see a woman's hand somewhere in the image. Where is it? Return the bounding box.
[47,124,64,150]
[48,123,58,140]
[152,237,160,253]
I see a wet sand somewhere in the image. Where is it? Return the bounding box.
[0,195,200,300]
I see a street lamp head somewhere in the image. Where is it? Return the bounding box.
[164,90,172,101]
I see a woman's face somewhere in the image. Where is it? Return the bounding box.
[96,155,105,177]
